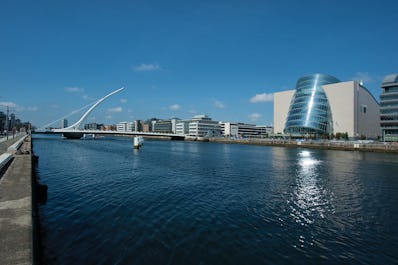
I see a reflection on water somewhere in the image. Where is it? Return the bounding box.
[288,150,335,247]
[34,136,398,265]
[296,150,334,220]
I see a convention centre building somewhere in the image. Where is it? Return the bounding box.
[274,73,380,139]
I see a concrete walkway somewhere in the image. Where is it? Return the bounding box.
[0,136,33,265]
[0,134,24,154]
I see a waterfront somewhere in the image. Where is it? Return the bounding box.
[34,135,398,264]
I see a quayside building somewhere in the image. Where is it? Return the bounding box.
[380,74,398,141]
[274,73,380,139]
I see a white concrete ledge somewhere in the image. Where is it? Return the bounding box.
[7,135,28,152]
[0,153,13,171]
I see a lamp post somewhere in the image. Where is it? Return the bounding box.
[6,106,9,140]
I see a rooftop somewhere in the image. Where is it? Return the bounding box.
[382,74,398,87]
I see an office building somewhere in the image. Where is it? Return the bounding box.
[188,115,221,137]
[84,123,100,130]
[220,122,273,138]
[61,119,68,129]
[176,121,190,135]
[117,121,134,132]
[152,118,180,133]
[220,122,239,137]
[134,120,143,132]
[142,123,150,132]
[380,74,398,141]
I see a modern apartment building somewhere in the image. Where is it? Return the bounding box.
[380,74,398,141]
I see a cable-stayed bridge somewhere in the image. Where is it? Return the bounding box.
[44,87,185,140]
[47,129,186,140]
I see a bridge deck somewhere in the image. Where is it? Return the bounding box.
[39,130,186,140]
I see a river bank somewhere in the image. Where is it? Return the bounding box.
[209,137,398,153]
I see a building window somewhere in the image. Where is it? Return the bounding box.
[362,105,367,114]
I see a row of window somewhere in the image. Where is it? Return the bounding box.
[289,103,331,114]
[381,110,398,115]
[288,110,329,120]
[289,100,330,109]
[380,93,398,100]
[287,118,329,128]
[285,126,326,135]
[383,86,398,93]
[380,103,398,108]
[380,124,398,128]
[380,99,398,105]
[294,89,327,97]
[286,117,331,127]
[296,75,340,88]
[292,94,329,103]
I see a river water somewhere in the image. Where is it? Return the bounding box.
[33,135,398,264]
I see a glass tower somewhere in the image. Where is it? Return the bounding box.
[380,74,398,141]
[285,74,340,136]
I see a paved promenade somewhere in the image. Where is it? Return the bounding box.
[0,135,33,265]
[0,134,23,154]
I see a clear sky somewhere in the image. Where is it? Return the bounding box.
[1,0,398,128]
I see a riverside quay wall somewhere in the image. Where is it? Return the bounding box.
[0,135,38,265]
[209,138,398,153]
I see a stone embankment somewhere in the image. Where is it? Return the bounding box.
[209,138,398,153]
[0,135,38,265]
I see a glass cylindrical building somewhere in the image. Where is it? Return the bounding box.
[284,74,340,136]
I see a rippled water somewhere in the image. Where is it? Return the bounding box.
[34,135,398,264]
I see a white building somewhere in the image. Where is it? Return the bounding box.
[176,121,190,135]
[274,74,380,139]
[220,122,273,138]
[152,118,179,133]
[188,115,221,137]
[380,74,398,141]
[220,122,239,137]
[117,121,134,132]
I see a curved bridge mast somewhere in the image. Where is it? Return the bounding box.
[54,87,124,139]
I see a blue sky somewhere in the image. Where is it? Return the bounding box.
[1,0,398,128]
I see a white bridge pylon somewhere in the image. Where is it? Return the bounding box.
[54,87,124,132]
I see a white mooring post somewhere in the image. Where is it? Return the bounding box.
[133,136,143,149]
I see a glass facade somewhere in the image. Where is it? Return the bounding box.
[285,74,340,135]
[380,74,398,141]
